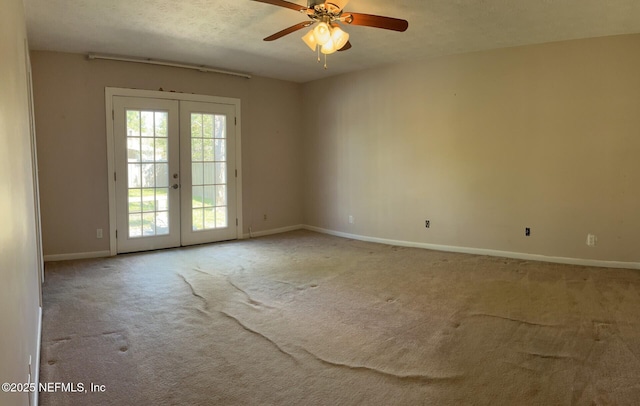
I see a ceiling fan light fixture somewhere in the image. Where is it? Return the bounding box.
[256,0,408,69]
[330,26,349,50]
[301,30,318,51]
[313,22,332,45]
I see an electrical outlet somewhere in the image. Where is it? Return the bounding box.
[96,228,103,239]
[263,214,267,221]
[586,234,597,247]
[348,215,354,224]
[525,227,530,236]
[425,220,430,228]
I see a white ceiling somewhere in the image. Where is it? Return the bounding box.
[25,0,640,83]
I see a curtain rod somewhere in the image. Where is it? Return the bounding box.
[87,53,252,79]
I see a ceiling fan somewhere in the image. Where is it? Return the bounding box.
[252,0,409,68]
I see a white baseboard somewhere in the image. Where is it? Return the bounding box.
[42,227,639,270]
[243,224,303,239]
[33,305,42,406]
[303,225,640,270]
[43,250,111,262]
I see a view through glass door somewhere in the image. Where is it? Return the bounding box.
[180,101,237,245]
[113,96,237,254]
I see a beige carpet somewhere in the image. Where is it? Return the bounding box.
[40,230,640,405]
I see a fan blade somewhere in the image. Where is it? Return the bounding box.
[343,12,408,32]
[251,0,308,12]
[264,21,314,41]
[338,41,352,51]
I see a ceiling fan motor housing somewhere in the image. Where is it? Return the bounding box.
[308,0,347,17]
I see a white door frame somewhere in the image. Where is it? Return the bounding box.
[25,39,44,296]
[105,87,243,256]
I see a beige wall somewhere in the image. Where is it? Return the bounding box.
[0,0,42,405]
[31,34,640,264]
[31,52,303,256]
[302,34,640,263]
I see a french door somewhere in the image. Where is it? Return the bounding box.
[113,95,238,253]
[179,101,237,245]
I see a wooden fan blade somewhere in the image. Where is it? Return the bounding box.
[264,21,313,41]
[251,0,308,12]
[338,41,352,51]
[343,12,409,32]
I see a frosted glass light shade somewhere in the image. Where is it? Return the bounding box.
[302,30,317,51]
[321,39,337,55]
[313,22,331,45]
[330,26,349,50]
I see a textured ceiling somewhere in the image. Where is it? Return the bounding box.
[25,0,640,83]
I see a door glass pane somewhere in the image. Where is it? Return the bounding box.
[215,115,226,138]
[141,188,155,212]
[191,113,203,137]
[141,112,154,138]
[203,185,215,206]
[155,138,168,161]
[215,163,226,184]
[215,207,227,228]
[191,138,203,161]
[129,213,142,237]
[142,213,156,236]
[216,185,227,206]
[155,164,168,187]
[156,188,169,211]
[191,113,228,231]
[128,189,142,213]
[127,111,140,137]
[192,186,204,208]
[203,139,214,161]
[156,212,169,235]
[127,138,140,162]
[126,109,171,238]
[192,208,204,231]
[204,163,215,184]
[203,115,213,138]
[141,164,155,187]
[204,207,216,229]
[192,163,203,185]
[128,164,141,188]
[141,138,154,161]
[155,112,167,137]
[214,139,226,161]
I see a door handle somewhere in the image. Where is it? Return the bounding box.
[171,184,180,189]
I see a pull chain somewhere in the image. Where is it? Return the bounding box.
[313,45,328,69]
